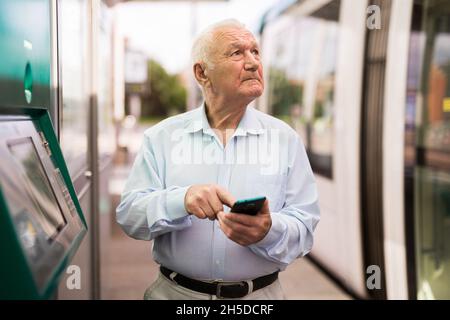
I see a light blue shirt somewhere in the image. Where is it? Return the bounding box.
[116,104,320,281]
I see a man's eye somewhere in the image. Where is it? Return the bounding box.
[231,51,241,56]
[252,49,259,55]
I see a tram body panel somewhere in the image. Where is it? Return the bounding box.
[331,0,369,298]
[260,0,369,298]
[260,0,450,299]
[382,0,413,300]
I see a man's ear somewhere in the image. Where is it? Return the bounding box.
[193,63,208,85]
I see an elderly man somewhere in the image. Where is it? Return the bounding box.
[116,19,320,300]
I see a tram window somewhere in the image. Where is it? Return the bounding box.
[405,0,450,299]
[265,0,340,178]
[7,137,66,241]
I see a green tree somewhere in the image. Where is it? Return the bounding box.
[141,59,187,117]
[268,67,303,117]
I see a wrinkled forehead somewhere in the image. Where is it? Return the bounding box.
[212,27,258,50]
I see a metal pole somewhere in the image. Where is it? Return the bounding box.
[89,0,101,300]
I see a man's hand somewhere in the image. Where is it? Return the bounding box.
[184,184,236,220]
[217,199,272,246]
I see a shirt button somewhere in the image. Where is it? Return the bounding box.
[215,260,220,265]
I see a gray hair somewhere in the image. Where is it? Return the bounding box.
[191,19,247,70]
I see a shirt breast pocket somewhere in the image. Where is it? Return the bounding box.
[248,173,287,212]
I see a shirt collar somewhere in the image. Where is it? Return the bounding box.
[184,102,264,136]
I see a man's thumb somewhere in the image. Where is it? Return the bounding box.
[259,199,270,215]
[216,187,236,208]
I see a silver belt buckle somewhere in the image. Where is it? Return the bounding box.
[216,281,247,299]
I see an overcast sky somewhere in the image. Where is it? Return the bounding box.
[116,0,279,74]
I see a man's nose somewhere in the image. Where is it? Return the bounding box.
[244,51,259,71]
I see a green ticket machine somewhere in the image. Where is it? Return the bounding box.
[0,108,87,299]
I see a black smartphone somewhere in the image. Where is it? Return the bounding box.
[231,196,266,215]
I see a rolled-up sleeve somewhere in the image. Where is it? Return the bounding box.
[116,132,192,240]
[249,135,320,267]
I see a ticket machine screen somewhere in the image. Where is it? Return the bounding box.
[8,137,67,242]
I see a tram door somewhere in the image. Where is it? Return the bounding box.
[406,0,450,299]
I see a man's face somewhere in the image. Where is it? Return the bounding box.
[206,27,264,102]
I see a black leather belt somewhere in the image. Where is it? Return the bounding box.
[160,266,278,299]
